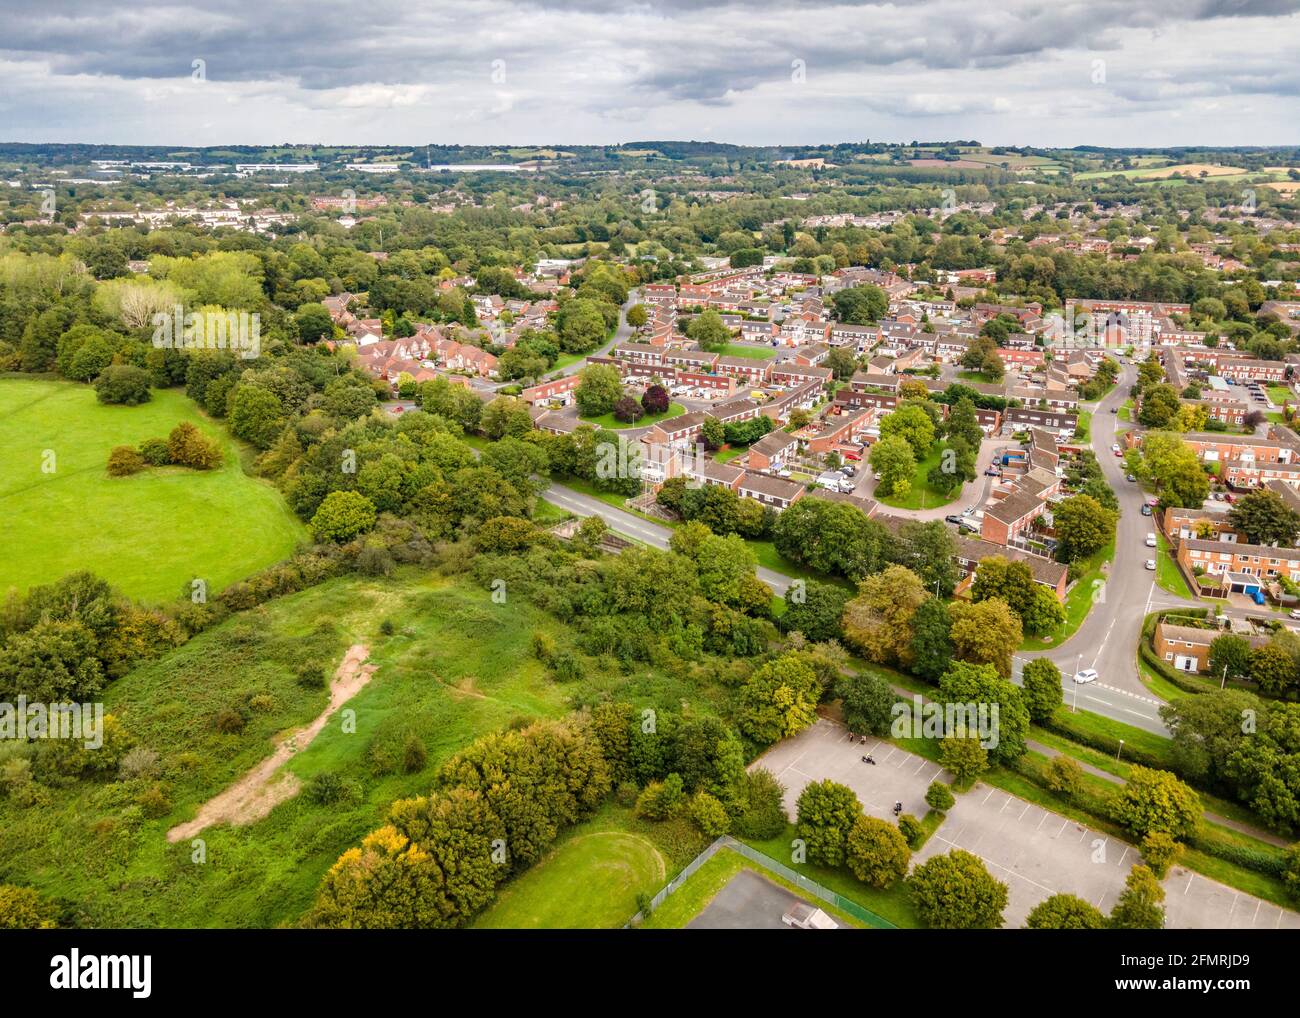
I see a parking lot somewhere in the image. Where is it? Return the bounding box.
[753,717,946,823]
[753,718,1300,929]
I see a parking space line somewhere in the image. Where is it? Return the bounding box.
[981,788,995,805]
[1018,803,1030,821]
[913,758,928,774]
[1035,812,1049,831]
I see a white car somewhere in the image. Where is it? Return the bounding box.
[1145,559,1157,570]
[1111,444,1122,455]
[1289,609,1300,620]
[1145,533,1157,548]
[1073,668,1099,684]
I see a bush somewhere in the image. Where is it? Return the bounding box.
[379,618,396,636]
[613,395,645,423]
[107,445,145,476]
[402,735,428,774]
[1044,755,1084,798]
[732,768,788,839]
[296,664,327,689]
[139,437,171,465]
[166,421,222,469]
[614,781,639,808]
[94,364,152,405]
[689,791,731,837]
[117,747,162,781]
[635,773,685,820]
[307,773,347,805]
[213,708,247,734]
[925,781,955,812]
[136,784,172,818]
[897,812,924,849]
[530,631,556,662]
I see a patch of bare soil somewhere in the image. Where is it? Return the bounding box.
[166,644,377,843]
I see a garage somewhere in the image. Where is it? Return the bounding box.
[1174,655,1198,671]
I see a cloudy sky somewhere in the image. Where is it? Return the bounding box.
[2,0,1298,148]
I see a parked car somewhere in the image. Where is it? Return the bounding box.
[984,468,999,476]
[1224,493,1236,504]
[1126,473,1136,482]
[1288,608,1300,620]
[1110,406,1118,413]
[945,514,966,526]
[1112,444,1123,457]
[1141,504,1153,516]
[1145,559,1157,570]
[1145,533,1157,547]
[1073,668,1099,684]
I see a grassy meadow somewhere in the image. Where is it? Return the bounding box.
[0,377,304,603]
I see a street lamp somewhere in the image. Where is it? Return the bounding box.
[1116,738,1124,763]
[1221,664,1229,690]
[1072,652,1081,714]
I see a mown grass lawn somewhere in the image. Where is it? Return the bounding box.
[474,813,669,929]
[719,343,776,361]
[1021,540,1114,651]
[878,444,961,511]
[1155,532,1195,598]
[0,377,304,603]
[579,401,686,430]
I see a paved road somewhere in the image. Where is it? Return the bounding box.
[1007,361,1186,733]
[554,288,640,376]
[869,435,1001,522]
[542,481,795,596]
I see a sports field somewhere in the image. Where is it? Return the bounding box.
[474,828,667,928]
[0,377,304,602]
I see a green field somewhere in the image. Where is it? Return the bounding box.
[719,343,775,361]
[475,819,668,928]
[579,401,686,430]
[878,445,961,511]
[1155,532,1195,598]
[0,571,741,927]
[0,378,304,603]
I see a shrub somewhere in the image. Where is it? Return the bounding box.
[732,768,788,839]
[296,664,327,689]
[117,746,162,781]
[166,421,222,469]
[248,694,277,713]
[613,395,644,423]
[548,651,586,683]
[139,437,171,465]
[136,784,172,818]
[1025,893,1107,929]
[897,813,924,849]
[402,735,428,775]
[1044,755,1084,797]
[689,790,731,837]
[94,364,152,405]
[925,781,955,812]
[379,618,396,636]
[307,773,347,805]
[907,849,1008,929]
[635,773,685,820]
[107,445,145,476]
[795,780,862,867]
[1284,843,1300,903]
[531,631,556,662]
[614,781,639,808]
[213,708,247,734]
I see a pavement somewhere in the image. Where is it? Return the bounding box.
[753,718,1300,929]
[686,868,813,930]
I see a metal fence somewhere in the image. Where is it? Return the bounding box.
[627,835,896,929]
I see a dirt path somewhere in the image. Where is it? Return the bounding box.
[166,643,377,843]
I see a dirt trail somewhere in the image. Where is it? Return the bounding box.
[166,643,377,843]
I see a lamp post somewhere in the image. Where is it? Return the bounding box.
[1116,738,1124,763]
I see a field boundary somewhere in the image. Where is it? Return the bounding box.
[627,835,896,929]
